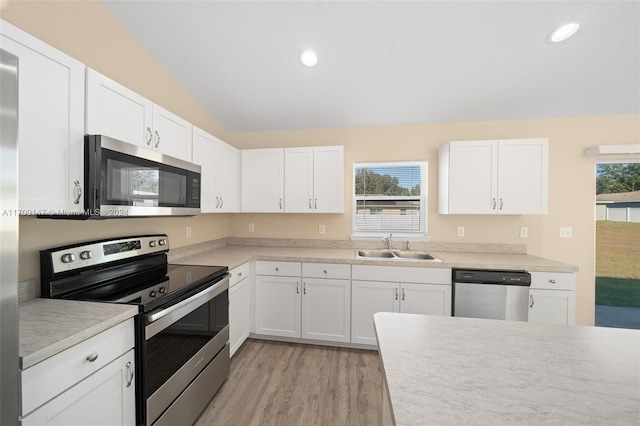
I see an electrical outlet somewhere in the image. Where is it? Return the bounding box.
[559,227,572,238]
[248,223,255,233]
[319,224,326,234]
[519,227,528,238]
[186,227,192,239]
[457,226,465,237]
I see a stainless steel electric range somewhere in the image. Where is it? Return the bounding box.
[40,235,230,426]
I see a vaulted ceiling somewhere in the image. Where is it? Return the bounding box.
[102,1,640,133]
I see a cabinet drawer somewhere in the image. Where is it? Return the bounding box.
[302,263,351,280]
[352,265,451,285]
[21,318,135,416]
[530,272,575,291]
[255,261,301,277]
[229,262,250,287]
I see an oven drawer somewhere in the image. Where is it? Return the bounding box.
[21,318,135,416]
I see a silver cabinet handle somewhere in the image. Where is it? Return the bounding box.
[154,130,160,147]
[296,282,299,294]
[549,279,556,284]
[303,282,306,295]
[279,198,283,209]
[125,361,134,387]
[220,197,223,208]
[309,198,312,210]
[394,288,398,300]
[73,180,82,204]
[86,353,98,362]
[402,288,405,301]
[215,196,220,208]
[492,198,497,210]
[314,198,317,209]
[499,198,504,210]
[529,294,535,308]
[146,127,153,145]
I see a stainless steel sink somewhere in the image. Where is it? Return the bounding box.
[392,250,438,260]
[354,249,441,261]
[355,249,395,258]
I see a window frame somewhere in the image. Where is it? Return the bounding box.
[351,160,428,239]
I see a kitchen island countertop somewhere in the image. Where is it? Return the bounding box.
[374,312,640,425]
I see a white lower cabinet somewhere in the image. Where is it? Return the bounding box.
[528,272,576,325]
[229,263,251,356]
[21,349,135,426]
[254,262,351,343]
[20,319,135,426]
[351,266,452,346]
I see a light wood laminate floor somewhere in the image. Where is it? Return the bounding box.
[194,339,383,426]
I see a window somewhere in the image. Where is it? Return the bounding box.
[353,161,427,236]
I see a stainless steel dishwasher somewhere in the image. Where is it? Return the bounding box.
[452,269,531,321]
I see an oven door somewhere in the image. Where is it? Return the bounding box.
[142,275,229,426]
[86,135,201,217]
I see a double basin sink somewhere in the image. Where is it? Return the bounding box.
[355,249,442,262]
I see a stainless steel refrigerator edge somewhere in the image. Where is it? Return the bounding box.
[0,48,20,425]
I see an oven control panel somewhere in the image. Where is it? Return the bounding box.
[42,235,170,274]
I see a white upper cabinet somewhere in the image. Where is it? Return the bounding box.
[86,68,192,162]
[285,146,344,213]
[241,148,285,212]
[1,20,85,213]
[192,126,239,213]
[439,138,549,215]
[243,146,344,213]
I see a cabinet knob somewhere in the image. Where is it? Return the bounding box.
[323,269,327,274]
[275,267,279,272]
[86,353,98,362]
[549,279,556,284]
[238,272,243,277]
[73,180,82,204]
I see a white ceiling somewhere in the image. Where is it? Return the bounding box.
[102,0,640,133]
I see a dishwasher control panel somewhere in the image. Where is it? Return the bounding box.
[453,269,531,286]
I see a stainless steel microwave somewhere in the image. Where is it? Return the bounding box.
[83,135,201,218]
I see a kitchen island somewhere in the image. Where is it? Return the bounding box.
[374,312,639,425]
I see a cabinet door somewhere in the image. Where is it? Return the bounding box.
[351,281,399,345]
[528,289,575,325]
[497,138,549,214]
[446,140,498,214]
[284,147,314,213]
[85,68,153,148]
[217,141,240,212]
[400,283,452,316]
[241,149,284,212]
[313,146,344,213]
[302,278,351,343]
[151,105,192,161]
[21,350,135,426]
[229,278,250,356]
[192,126,218,212]
[255,275,300,338]
[2,25,84,212]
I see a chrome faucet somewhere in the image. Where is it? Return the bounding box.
[405,240,410,251]
[383,234,393,249]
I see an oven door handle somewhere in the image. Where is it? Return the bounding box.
[145,275,229,339]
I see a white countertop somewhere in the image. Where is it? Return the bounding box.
[19,299,138,369]
[172,244,578,273]
[374,312,640,425]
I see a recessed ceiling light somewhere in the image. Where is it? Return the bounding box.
[546,22,580,44]
[300,50,318,67]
